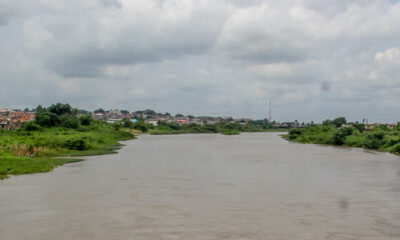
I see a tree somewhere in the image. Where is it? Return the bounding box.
[47,103,73,116]
[332,117,347,127]
[35,112,60,127]
[61,115,80,129]
[35,105,46,113]
[322,119,333,126]
[175,114,184,117]
[94,108,105,113]
[143,109,156,115]
[35,103,79,128]
[78,109,89,115]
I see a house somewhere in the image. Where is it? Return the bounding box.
[146,120,158,126]
[174,117,189,125]
[0,109,35,130]
[93,113,105,120]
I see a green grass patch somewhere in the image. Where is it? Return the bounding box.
[220,129,240,135]
[0,156,82,180]
[0,121,135,179]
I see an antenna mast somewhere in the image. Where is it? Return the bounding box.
[268,100,272,123]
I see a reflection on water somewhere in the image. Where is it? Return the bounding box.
[1,133,400,240]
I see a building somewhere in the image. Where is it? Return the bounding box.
[174,117,189,125]
[0,109,35,130]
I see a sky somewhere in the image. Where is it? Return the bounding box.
[0,0,400,122]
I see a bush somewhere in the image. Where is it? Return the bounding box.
[168,123,181,130]
[332,127,353,145]
[362,139,381,149]
[122,119,134,129]
[79,115,92,126]
[389,143,400,153]
[23,122,41,131]
[221,129,240,135]
[134,122,149,132]
[63,138,89,151]
[112,122,122,131]
[352,123,365,133]
[62,116,80,129]
[288,128,304,140]
[367,130,385,141]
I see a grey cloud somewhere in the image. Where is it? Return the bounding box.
[22,0,229,77]
[99,0,122,8]
[1,0,400,122]
[0,1,18,25]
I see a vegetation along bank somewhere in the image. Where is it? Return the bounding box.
[0,103,134,179]
[284,117,400,154]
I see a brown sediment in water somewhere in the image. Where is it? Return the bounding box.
[0,133,400,240]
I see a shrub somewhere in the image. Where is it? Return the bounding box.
[367,130,385,141]
[63,138,89,151]
[122,119,134,129]
[389,143,400,153]
[62,116,80,129]
[79,115,92,126]
[362,139,381,149]
[288,128,304,140]
[221,129,240,135]
[23,122,41,131]
[332,127,353,145]
[352,123,365,133]
[112,122,122,131]
[168,123,181,130]
[133,122,149,132]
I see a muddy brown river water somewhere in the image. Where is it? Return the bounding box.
[1,133,400,240]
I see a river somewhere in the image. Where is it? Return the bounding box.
[1,133,400,239]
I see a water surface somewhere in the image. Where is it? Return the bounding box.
[1,133,400,239]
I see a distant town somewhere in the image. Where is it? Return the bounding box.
[0,106,302,131]
[0,106,398,131]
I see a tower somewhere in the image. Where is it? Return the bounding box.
[268,100,272,123]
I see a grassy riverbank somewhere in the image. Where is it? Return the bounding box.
[0,124,134,179]
[147,121,286,135]
[284,119,400,154]
[0,103,135,179]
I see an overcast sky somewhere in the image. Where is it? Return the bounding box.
[1,0,400,122]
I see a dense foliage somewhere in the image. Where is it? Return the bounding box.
[124,120,285,135]
[284,118,400,154]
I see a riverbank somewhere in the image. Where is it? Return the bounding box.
[283,124,400,154]
[147,121,287,135]
[0,123,134,179]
